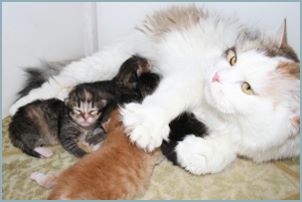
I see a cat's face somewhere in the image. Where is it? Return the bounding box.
[204,44,300,138]
[66,88,107,127]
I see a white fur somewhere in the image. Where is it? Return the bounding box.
[11,6,300,175]
[34,147,53,158]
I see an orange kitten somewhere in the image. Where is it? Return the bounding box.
[32,110,162,200]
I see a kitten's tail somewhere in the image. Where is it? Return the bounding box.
[17,60,75,99]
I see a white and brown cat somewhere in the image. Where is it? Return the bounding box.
[11,6,300,176]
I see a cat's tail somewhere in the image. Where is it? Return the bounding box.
[17,60,75,99]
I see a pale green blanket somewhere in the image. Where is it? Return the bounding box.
[2,117,300,200]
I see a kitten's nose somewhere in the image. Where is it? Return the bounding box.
[212,72,220,83]
[83,113,89,121]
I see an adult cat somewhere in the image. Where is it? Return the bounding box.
[10,6,300,175]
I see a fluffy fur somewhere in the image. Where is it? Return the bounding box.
[32,110,162,200]
[11,6,300,175]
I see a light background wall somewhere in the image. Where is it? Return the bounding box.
[2,2,300,118]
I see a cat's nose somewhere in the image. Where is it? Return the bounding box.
[212,72,220,83]
[83,113,89,121]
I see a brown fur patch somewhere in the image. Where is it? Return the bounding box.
[277,62,300,79]
[47,110,161,200]
[26,106,57,145]
[137,5,206,38]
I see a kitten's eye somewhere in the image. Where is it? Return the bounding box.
[73,109,82,114]
[89,110,99,115]
[226,48,237,66]
[241,82,254,95]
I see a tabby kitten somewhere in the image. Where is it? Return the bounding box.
[8,93,108,158]
[9,99,65,158]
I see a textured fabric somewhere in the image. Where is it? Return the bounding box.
[2,117,300,200]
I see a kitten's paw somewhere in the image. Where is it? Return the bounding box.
[121,103,170,152]
[175,135,230,175]
[30,172,48,187]
[30,172,56,189]
[34,147,53,158]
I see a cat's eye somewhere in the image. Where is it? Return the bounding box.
[241,82,254,95]
[226,48,237,66]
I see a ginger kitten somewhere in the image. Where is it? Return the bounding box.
[32,110,161,200]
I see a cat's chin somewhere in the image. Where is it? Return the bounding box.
[204,83,236,115]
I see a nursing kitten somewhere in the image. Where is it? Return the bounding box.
[43,110,161,200]
[8,93,107,158]
[31,71,162,199]
[9,55,148,158]
[11,6,300,176]
[9,99,65,158]
[58,87,109,157]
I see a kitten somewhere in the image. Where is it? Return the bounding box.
[8,93,108,158]
[58,86,109,157]
[10,6,300,176]
[9,99,65,158]
[9,55,148,158]
[31,71,162,199]
[36,110,162,200]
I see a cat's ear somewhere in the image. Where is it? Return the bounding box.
[64,98,69,104]
[278,18,288,49]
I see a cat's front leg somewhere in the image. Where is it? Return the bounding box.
[9,38,136,115]
[175,134,236,175]
[122,72,202,151]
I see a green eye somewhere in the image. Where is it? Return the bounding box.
[241,82,254,95]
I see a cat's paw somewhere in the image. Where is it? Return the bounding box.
[30,172,49,187]
[30,172,56,189]
[121,103,170,152]
[175,135,231,175]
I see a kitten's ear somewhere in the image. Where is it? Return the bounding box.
[96,99,108,108]
[136,57,150,76]
[64,98,70,105]
[278,18,288,49]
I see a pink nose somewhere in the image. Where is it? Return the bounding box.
[82,113,89,121]
[212,72,220,83]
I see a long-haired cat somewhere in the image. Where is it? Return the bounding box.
[10,6,300,175]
